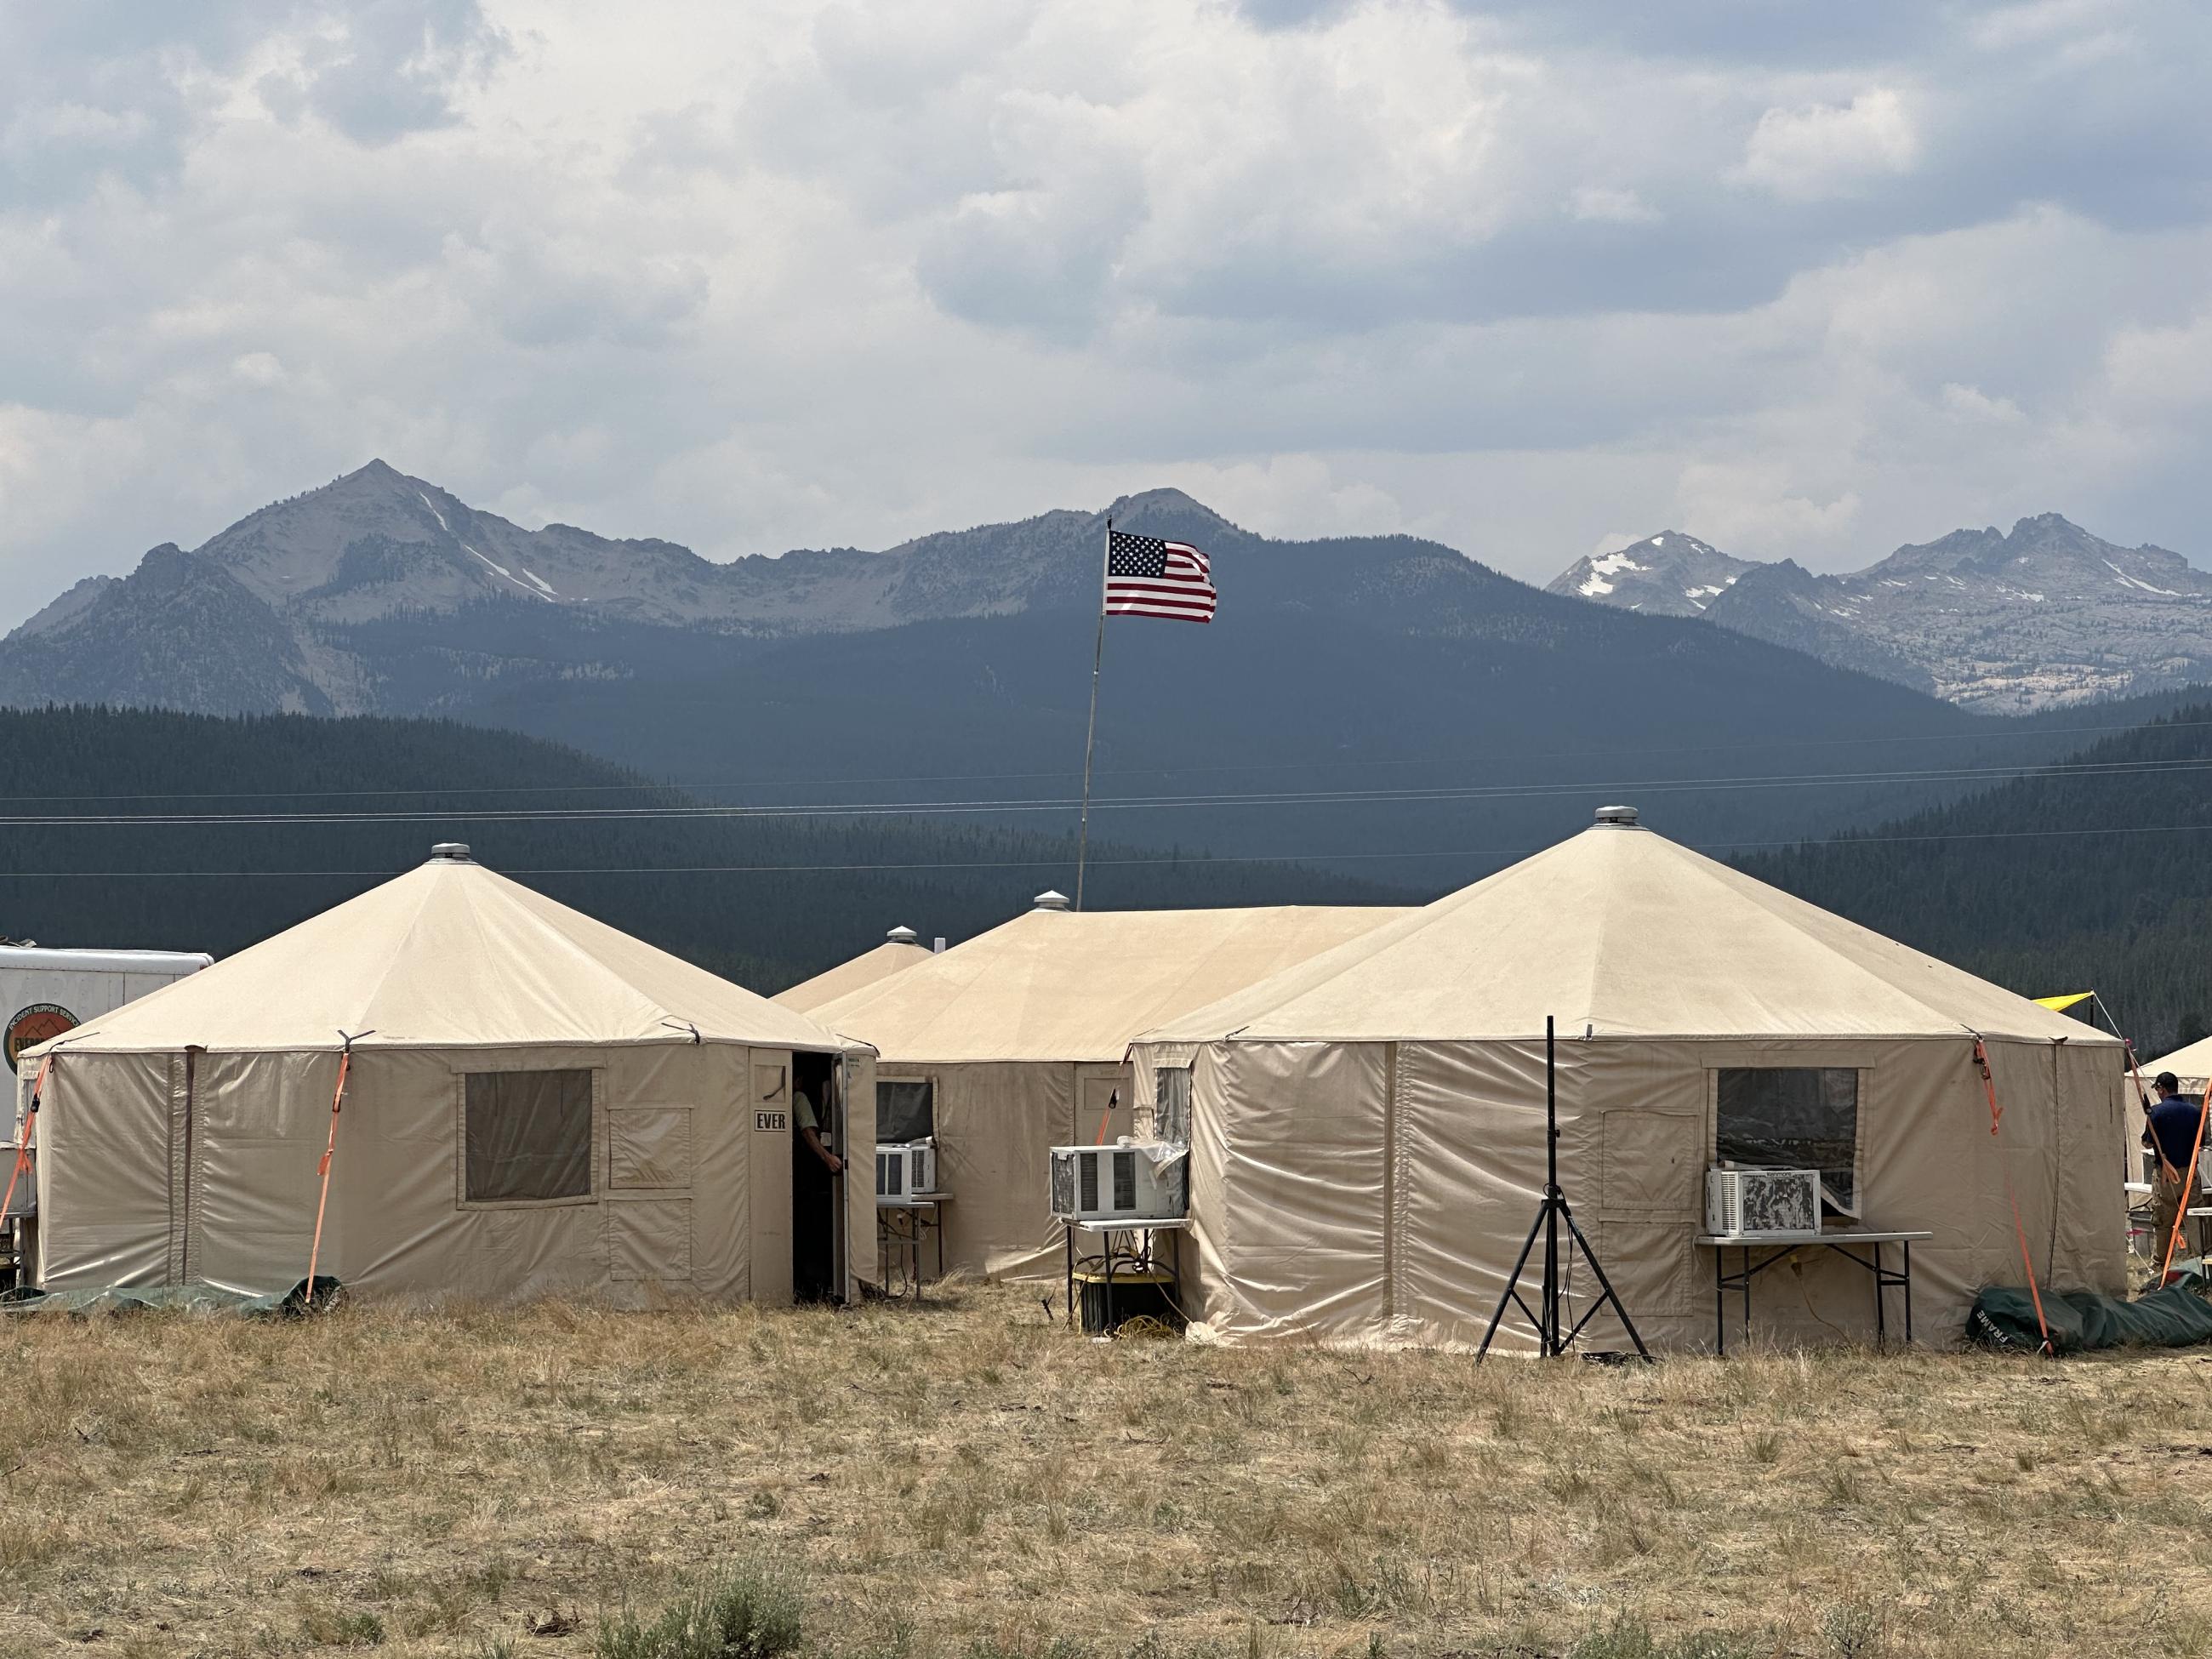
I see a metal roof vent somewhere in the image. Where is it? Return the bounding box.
[429,842,473,862]
[1593,806,1639,828]
[1032,889,1072,911]
[886,926,919,944]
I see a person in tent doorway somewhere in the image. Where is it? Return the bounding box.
[795,1086,841,1178]
[791,1077,843,1303]
[2144,1072,2206,1264]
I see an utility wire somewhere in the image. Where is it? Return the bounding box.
[0,752,2207,828]
[8,818,2212,879]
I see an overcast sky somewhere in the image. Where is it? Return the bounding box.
[3,0,2209,622]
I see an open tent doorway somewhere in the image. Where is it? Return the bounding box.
[791,1049,843,1302]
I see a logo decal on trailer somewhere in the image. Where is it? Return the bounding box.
[5,1004,76,1074]
[755,1110,789,1133]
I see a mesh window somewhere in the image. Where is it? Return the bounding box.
[1715,1069,1858,1206]
[465,1069,593,1202]
[1157,1069,1193,1144]
[877,1079,934,1144]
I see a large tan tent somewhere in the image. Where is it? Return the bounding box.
[1129,809,2129,1353]
[807,898,1410,1278]
[775,927,932,1014]
[2141,1035,2212,1097]
[20,845,875,1306]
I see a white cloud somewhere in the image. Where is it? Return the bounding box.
[1736,89,1920,202]
[1940,382,2025,423]
[0,0,2209,623]
[1674,463,1862,556]
[1565,185,1659,225]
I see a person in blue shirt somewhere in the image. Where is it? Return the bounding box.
[2144,1072,2207,1263]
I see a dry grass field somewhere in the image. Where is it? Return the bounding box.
[0,1280,2205,1659]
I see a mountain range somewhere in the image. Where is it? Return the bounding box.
[5,462,2198,884]
[1549,515,2212,711]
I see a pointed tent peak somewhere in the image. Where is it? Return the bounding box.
[38,852,843,1056]
[1032,890,1071,911]
[1139,819,2120,1048]
[773,929,937,1014]
[805,904,1416,1063]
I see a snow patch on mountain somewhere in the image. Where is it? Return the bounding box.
[1551,513,2212,710]
[1546,532,1758,619]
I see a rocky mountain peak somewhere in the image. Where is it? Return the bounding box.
[1543,530,1756,618]
[1555,515,2212,710]
[1103,487,1237,533]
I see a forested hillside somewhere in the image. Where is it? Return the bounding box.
[1739,707,2212,1056]
[0,708,1396,991]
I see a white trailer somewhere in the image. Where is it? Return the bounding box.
[0,946,211,1276]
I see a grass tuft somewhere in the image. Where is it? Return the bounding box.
[596,1565,802,1659]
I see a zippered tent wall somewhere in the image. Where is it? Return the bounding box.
[32,1037,876,1305]
[1173,1031,2124,1353]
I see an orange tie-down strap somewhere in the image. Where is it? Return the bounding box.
[0,1053,55,1229]
[2161,1062,2212,1286]
[1976,1039,2054,1357]
[302,1042,357,1309]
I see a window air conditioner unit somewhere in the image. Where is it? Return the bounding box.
[875,1139,936,1205]
[1705,1167,1821,1239]
[1050,1142,1187,1224]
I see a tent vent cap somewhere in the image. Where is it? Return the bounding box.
[886,926,919,944]
[429,842,473,862]
[1593,805,1639,828]
[1033,890,1072,911]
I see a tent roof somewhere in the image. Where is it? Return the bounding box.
[807,905,1412,1063]
[774,939,933,1014]
[2143,1035,2212,1084]
[1140,818,2120,1046]
[34,853,845,1055]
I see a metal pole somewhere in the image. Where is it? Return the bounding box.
[1543,1015,1559,1354]
[1075,517,1110,910]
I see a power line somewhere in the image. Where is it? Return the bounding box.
[0,752,2208,829]
[7,817,2212,880]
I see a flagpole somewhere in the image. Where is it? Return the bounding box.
[1075,516,1109,911]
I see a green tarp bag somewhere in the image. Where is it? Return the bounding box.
[1968,1267,2212,1354]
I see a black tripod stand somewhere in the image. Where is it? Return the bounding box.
[1476,1016,1651,1363]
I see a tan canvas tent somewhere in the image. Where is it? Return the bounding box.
[2142,1036,2212,1097]
[807,898,1410,1278]
[775,927,932,1014]
[1130,809,2129,1353]
[20,845,875,1306]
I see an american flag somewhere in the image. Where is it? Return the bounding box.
[1104,530,1216,623]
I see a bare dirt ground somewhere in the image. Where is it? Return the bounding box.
[0,1279,2203,1659]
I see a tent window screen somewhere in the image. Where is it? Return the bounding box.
[1715,1068,1858,1205]
[1157,1069,1193,1144]
[464,1069,593,1202]
[877,1079,934,1144]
